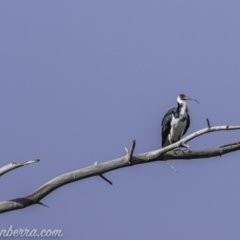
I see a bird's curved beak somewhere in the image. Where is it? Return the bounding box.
[184,96,199,104]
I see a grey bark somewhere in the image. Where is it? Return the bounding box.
[0,124,239,214]
[0,159,39,177]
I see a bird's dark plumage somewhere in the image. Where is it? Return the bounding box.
[161,94,198,148]
[161,107,190,147]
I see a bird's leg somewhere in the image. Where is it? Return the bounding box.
[173,148,179,155]
[174,142,190,155]
[169,135,189,155]
[181,143,190,149]
[168,135,180,155]
[178,143,190,155]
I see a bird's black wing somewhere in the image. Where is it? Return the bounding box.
[183,113,190,136]
[161,107,177,147]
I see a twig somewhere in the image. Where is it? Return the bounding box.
[166,161,178,172]
[94,161,113,185]
[206,118,211,128]
[37,201,49,208]
[126,140,136,164]
[0,159,40,177]
[99,174,113,185]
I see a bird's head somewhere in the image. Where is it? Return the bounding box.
[177,94,199,104]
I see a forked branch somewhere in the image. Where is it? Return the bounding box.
[0,124,240,214]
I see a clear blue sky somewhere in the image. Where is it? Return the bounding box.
[1,1,240,239]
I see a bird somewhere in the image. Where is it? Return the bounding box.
[161,94,199,148]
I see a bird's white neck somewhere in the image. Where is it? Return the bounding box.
[177,95,186,105]
[177,96,188,118]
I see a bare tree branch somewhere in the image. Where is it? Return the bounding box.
[0,159,40,177]
[0,125,240,214]
[147,124,240,159]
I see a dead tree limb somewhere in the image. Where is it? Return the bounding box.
[0,124,240,214]
[0,159,40,177]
